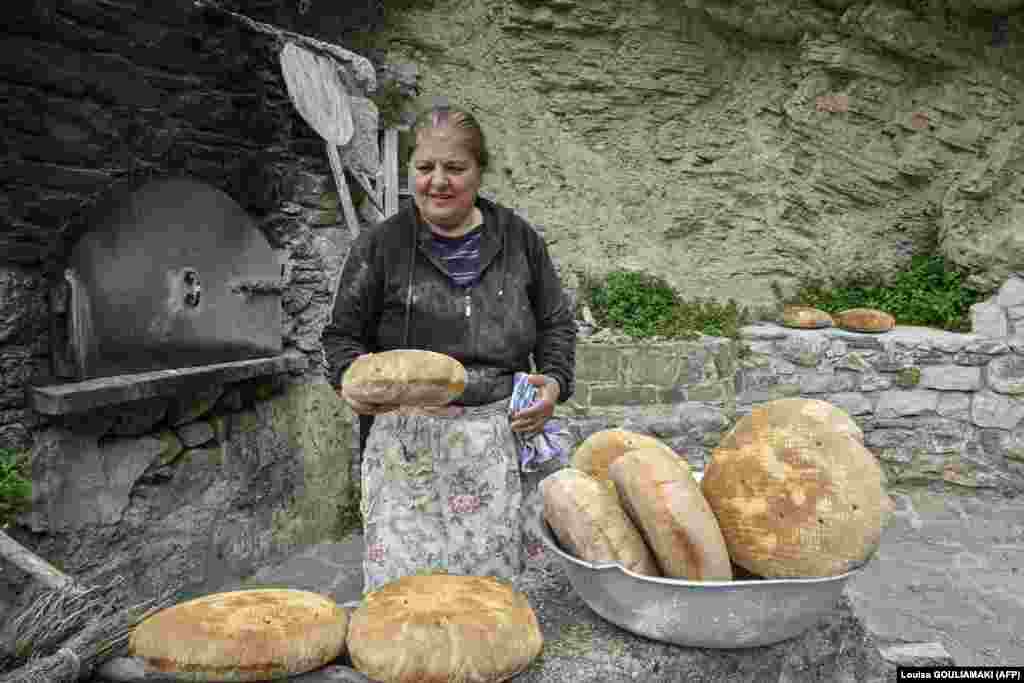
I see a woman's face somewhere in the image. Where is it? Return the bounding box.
[411,127,482,230]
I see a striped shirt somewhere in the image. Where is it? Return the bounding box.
[428,225,483,288]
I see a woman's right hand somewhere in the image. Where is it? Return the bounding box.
[334,385,400,415]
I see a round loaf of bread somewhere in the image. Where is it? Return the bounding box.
[609,448,732,581]
[781,305,834,329]
[701,398,890,578]
[571,429,677,493]
[347,574,543,683]
[540,468,660,576]
[129,589,348,682]
[342,350,466,407]
[834,308,895,333]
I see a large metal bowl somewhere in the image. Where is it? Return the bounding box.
[535,474,864,649]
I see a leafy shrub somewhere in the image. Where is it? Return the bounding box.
[0,448,31,529]
[772,254,984,332]
[579,269,751,340]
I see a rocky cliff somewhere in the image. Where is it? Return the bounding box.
[368,0,1023,306]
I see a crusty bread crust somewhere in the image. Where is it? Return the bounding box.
[541,468,660,576]
[701,398,887,578]
[347,575,542,683]
[342,350,467,406]
[571,429,676,494]
[610,448,732,581]
[129,589,348,682]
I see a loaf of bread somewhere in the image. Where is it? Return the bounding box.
[571,429,677,493]
[129,589,348,682]
[347,574,543,683]
[610,448,732,581]
[341,349,467,407]
[702,398,890,578]
[540,468,660,576]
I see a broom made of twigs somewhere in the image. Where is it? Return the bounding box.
[0,530,179,681]
[0,590,176,683]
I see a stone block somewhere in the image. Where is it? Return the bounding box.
[626,349,687,386]
[167,384,225,427]
[875,390,939,418]
[996,275,1024,308]
[175,419,215,448]
[837,351,874,372]
[954,351,996,366]
[895,367,921,388]
[589,384,660,407]
[1007,305,1024,321]
[686,379,733,402]
[963,339,1011,354]
[30,428,166,531]
[878,642,955,668]
[865,427,917,449]
[575,345,622,384]
[936,392,972,420]
[919,365,982,391]
[987,354,1024,394]
[738,324,787,340]
[859,372,892,392]
[100,397,169,436]
[777,332,830,367]
[156,429,185,466]
[979,426,1024,462]
[971,391,1024,429]
[971,301,1009,338]
[824,392,872,415]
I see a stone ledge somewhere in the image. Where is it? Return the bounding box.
[26,353,308,415]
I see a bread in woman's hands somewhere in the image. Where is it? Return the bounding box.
[341,350,467,407]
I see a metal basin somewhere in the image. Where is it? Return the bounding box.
[535,473,864,649]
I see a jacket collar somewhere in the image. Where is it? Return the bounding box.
[413,195,507,275]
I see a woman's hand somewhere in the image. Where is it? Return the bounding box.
[509,374,560,434]
[334,385,400,416]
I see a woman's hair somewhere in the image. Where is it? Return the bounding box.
[412,105,489,171]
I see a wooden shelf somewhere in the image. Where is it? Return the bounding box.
[27,352,308,416]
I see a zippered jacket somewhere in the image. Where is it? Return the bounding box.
[324,196,577,407]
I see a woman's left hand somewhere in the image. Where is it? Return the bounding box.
[509,374,560,434]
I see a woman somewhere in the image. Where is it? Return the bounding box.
[323,104,577,596]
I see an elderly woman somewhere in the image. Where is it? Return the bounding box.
[323,104,577,596]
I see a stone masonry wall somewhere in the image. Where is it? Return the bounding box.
[0,0,384,452]
[1,371,356,614]
[551,274,1024,497]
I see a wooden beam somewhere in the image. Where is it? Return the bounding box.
[383,128,399,218]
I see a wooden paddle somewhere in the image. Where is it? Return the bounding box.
[279,42,362,238]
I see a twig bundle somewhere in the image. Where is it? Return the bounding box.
[0,588,177,683]
[0,576,126,669]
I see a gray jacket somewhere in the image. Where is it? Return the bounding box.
[323,196,577,409]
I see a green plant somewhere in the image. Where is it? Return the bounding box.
[0,447,31,528]
[579,269,752,341]
[773,253,984,332]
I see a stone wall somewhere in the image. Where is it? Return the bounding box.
[2,371,357,612]
[369,0,1024,307]
[0,0,383,614]
[551,274,1024,497]
[0,0,384,452]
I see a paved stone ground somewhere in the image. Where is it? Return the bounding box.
[845,486,1024,667]
[215,486,1024,668]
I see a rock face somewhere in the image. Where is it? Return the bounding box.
[373,0,1024,302]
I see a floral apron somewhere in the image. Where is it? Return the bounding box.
[359,398,558,595]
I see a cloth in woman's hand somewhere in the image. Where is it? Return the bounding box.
[508,372,573,473]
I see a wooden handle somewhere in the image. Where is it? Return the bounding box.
[0,530,74,591]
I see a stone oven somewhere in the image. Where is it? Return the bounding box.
[59,177,285,381]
